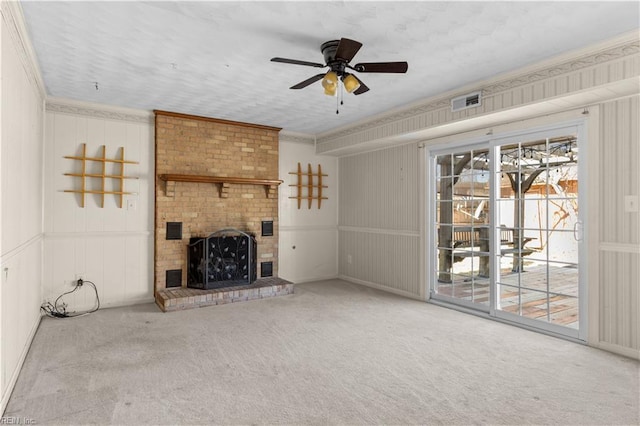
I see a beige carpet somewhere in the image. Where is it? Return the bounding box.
[5,279,639,425]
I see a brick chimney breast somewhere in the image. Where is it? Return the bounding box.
[153,110,281,292]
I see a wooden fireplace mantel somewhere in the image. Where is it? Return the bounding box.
[158,174,283,198]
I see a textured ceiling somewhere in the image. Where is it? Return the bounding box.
[21,1,640,135]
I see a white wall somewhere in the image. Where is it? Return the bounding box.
[597,96,640,356]
[338,144,423,299]
[43,100,154,310]
[0,2,45,413]
[278,140,338,283]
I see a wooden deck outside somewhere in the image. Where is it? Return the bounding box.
[436,264,579,329]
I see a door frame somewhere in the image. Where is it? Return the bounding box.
[426,115,589,342]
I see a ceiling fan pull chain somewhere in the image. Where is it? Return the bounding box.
[336,81,346,114]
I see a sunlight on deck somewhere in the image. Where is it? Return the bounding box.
[436,264,579,328]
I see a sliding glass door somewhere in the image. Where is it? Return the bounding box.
[434,146,491,310]
[493,133,581,334]
[430,124,584,339]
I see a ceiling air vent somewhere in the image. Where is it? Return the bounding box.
[451,91,482,112]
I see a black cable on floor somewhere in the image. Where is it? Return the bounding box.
[40,279,100,318]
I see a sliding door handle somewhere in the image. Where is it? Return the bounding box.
[573,220,583,242]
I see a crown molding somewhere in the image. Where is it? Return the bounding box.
[481,40,639,96]
[154,110,281,132]
[279,130,316,145]
[1,1,46,97]
[317,32,640,145]
[46,97,154,124]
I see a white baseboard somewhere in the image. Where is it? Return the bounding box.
[338,275,425,301]
[1,314,41,416]
[594,341,640,361]
[289,275,340,284]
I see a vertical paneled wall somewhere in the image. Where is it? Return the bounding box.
[598,96,640,352]
[338,144,422,297]
[0,5,45,411]
[278,140,338,283]
[43,106,154,310]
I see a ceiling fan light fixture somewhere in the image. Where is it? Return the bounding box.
[272,37,406,102]
[342,73,360,93]
[324,86,337,96]
[321,71,338,96]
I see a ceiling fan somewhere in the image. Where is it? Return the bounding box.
[270,38,408,97]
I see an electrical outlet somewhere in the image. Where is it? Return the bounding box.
[347,254,352,264]
[75,273,84,282]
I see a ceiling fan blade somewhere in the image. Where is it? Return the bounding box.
[290,73,326,89]
[335,38,363,63]
[353,61,408,73]
[271,57,325,68]
[353,76,370,95]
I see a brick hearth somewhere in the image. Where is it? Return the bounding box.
[155,277,293,312]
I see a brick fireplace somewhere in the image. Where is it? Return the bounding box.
[153,110,291,310]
